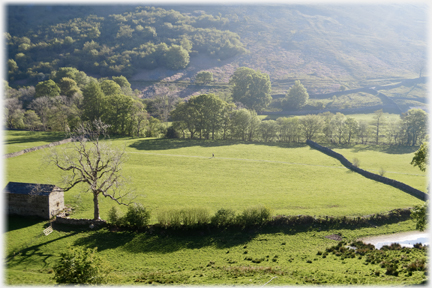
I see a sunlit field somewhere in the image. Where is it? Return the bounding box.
[4,131,424,222]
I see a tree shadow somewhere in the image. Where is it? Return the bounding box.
[6,232,79,268]
[128,138,306,151]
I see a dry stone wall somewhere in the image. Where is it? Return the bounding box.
[306,140,427,201]
[4,138,72,159]
[55,217,107,227]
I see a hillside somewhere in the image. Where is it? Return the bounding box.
[6,4,427,98]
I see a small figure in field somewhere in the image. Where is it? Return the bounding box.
[212,153,214,158]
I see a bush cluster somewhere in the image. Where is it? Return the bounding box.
[108,205,272,229]
[108,203,151,228]
[53,246,110,284]
[157,207,210,227]
[323,240,428,277]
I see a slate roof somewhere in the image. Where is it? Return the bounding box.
[4,182,60,196]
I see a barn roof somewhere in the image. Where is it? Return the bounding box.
[4,182,61,196]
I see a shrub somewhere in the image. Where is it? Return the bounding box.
[107,206,124,226]
[211,208,236,226]
[157,209,181,227]
[124,203,151,228]
[53,246,110,284]
[157,207,209,227]
[378,167,386,177]
[352,158,360,168]
[237,205,272,226]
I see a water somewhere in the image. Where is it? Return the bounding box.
[373,236,428,249]
[359,231,429,249]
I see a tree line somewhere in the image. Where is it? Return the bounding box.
[5,66,427,146]
[170,93,427,146]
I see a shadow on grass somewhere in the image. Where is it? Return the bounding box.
[73,227,266,254]
[72,221,376,255]
[6,232,79,268]
[7,215,46,232]
[5,131,66,146]
[128,138,306,151]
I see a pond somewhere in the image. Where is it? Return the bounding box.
[359,231,429,249]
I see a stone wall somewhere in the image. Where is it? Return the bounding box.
[55,217,107,227]
[306,140,428,201]
[4,138,72,159]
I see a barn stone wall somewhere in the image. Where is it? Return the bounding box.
[7,189,65,219]
[48,191,65,218]
[7,193,51,219]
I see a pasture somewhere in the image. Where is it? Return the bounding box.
[4,131,425,222]
[4,131,427,285]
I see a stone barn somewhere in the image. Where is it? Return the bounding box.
[5,182,65,219]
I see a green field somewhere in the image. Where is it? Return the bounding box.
[5,216,426,285]
[4,131,66,154]
[4,131,427,285]
[4,131,425,221]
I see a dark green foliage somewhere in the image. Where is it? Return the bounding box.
[6,7,246,81]
[163,45,190,70]
[195,71,213,85]
[211,208,236,226]
[53,246,110,284]
[411,200,427,231]
[157,207,210,227]
[35,79,60,98]
[107,206,124,226]
[230,67,272,112]
[282,80,309,110]
[165,126,179,138]
[236,206,272,226]
[124,203,151,228]
[82,81,106,121]
[411,142,428,172]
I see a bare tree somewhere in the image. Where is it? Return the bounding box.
[48,119,134,220]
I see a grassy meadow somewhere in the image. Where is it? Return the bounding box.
[3,131,427,285]
[4,131,66,154]
[4,131,425,222]
[5,216,426,285]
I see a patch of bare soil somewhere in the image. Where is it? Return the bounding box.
[325,234,343,241]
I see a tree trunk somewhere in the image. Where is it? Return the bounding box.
[93,192,100,220]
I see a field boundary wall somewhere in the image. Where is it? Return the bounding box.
[55,216,107,227]
[4,138,72,159]
[306,140,427,201]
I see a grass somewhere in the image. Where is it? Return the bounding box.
[4,131,428,285]
[5,215,426,285]
[4,132,425,222]
[3,130,66,154]
[330,145,427,192]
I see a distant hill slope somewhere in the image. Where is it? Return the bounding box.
[7,4,427,95]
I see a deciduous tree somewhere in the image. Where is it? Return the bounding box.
[282,80,309,110]
[48,120,133,220]
[229,67,272,112]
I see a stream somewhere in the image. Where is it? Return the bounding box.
[358,231,429,249]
